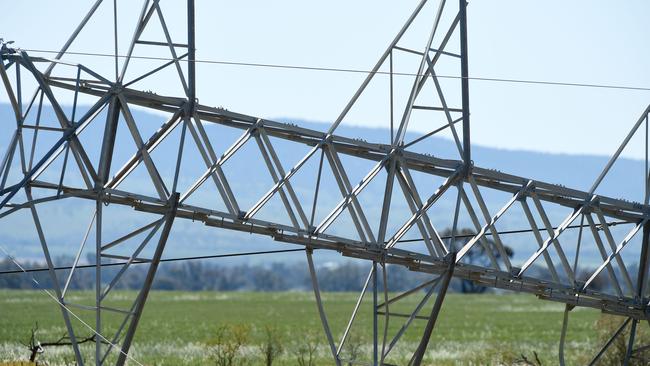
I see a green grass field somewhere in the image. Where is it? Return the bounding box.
[0,290,635,365]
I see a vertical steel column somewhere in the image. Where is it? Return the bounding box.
[372,262,379,366]
[306,249,341,366]
[638,224,650,303]
[458,0,470,168]
[410,252,456,366]
[187,0,196,108]
[97,97,120,186]
[95,199,103,365]
[625,222,650,361]
[95,95,120,366]
[116,193,179,366]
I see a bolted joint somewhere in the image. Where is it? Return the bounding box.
[237,210,247,221]
[183,99,198,119]
[0,39,16,56]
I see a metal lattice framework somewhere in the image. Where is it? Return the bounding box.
[1,0,650,365]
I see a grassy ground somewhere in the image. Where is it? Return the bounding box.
[0,290,632,365]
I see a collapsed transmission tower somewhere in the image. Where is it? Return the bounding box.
[1,0,650,365]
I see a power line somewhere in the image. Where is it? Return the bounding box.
[0,219,630,275]
[21,48,650,93]
[0,248,306,275]
[397,220,629,244]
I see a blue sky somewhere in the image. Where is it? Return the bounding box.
[3,0,650,157]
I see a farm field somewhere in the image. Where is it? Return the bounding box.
[0,290,634,365]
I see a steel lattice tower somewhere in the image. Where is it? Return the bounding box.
[1,1,650,365]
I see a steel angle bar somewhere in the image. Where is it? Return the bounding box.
[184,117,239,215]
[395,165,441,257]
[75,64,113,86]
[187,0,197,105]
[41,0,103,76]
[309,149,325,229]
[403,116,463,149]
[589,208,634,292]
[412,105,463,112]
[410,11,461,109]
[0,62,21,122]
[376,156,398,245]
[101,220,162,251]
[180,122,254,204]
[518,198,586,278]
[460,176,522,269]
[373,262,378,365]
[378,277,442,309]
[422,59,463,156]
[390,50,394,144]
[624,319,638,365]
[530,194,576,283]
[318,148,371,243]
[456,188,501,270]
[119,0,154,83]
[328,0,430,135]
[116,193,179,366]
[0,194,71,220]
[386,168,461,248]
[582,219,647,291]
[170,116,187,194]
[558,305,571,366]
[306,249,342,366]
[590,104,650,194]
[245,142,321,220]
[107,108,183,190]
[253,133,302,229]
[585,213,625,297]
[458,0,470,167]
[18,53,97,187]
[62,210,96,298]
[152,2,189,95]
[588,317,632,366]
[324,144,377,243]
[380,263,390,366]
[520,199,561,283]
[315,153,387,237]
[0,131,18,192]
[2,60,15,71]
[410,252,456,366]
[24,188,84,364]
[27,91,45,172]
[398,162,448,255]
[393,0,448,146]
[192,115,239,212]
[0,94,110,209]
[118,94,169,200]
[337,266,374,356]
[635,220,650,304]
[125,53,189,88]
[97,96,121,190]
[100,219,165,301]
[450,182,463,255]
[382,281,437,358]
[259,129,310,228]
[95,199,103,363]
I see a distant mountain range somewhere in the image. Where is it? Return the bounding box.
[0,103,645,268]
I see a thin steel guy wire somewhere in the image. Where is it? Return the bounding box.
[0,219,629,275]
[0,248,307,275]
[17,48,650,93]
[0,244,145,366]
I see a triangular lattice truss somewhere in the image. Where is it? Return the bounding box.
[2,0,650,365]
